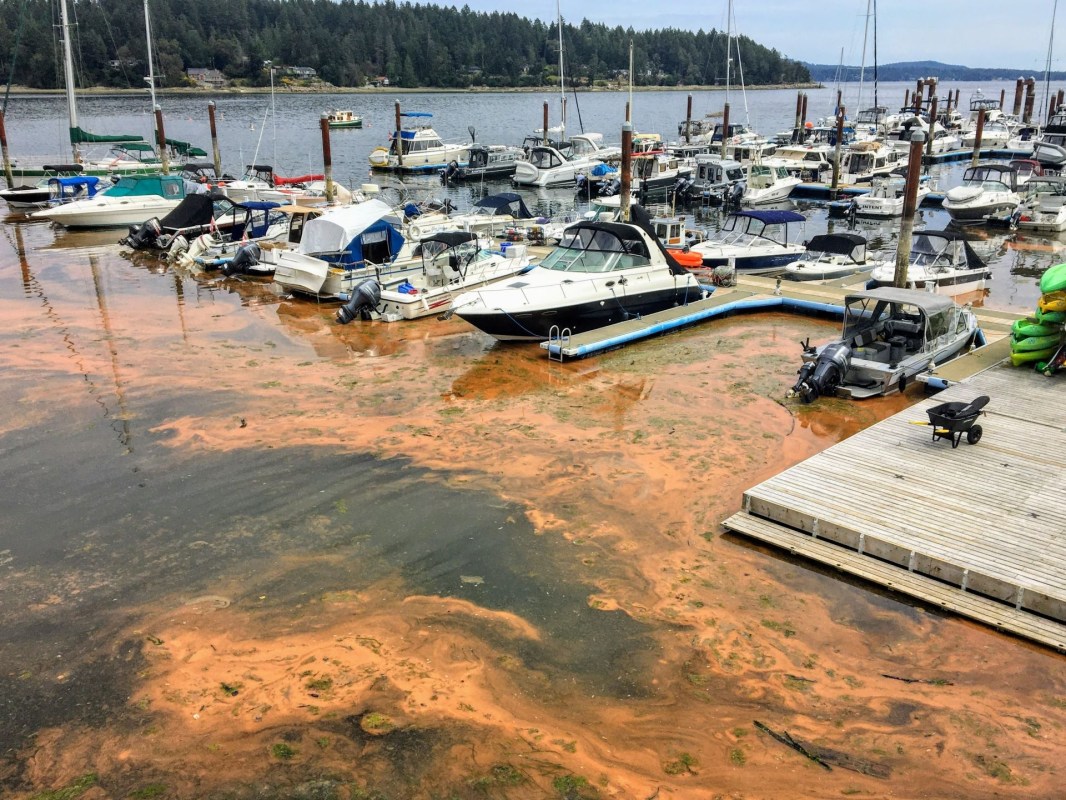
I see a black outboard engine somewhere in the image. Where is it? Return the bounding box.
[728,181,745,207]
[440,160,460,185]
[789,340,852,403]
[221,242,262,276]
[336,278,382,324]
[121,217,162,250]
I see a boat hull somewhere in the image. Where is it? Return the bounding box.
[32,198,182,228]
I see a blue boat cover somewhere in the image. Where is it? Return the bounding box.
[733,210,806,224]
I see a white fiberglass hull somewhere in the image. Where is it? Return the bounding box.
[31,196,182,228]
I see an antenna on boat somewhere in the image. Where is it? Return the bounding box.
[628,40,634,125]
[873,0,879,110]
[857,0,871,116]
[144,0,158,111]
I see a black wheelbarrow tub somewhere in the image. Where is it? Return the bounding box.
[925,394,989,448]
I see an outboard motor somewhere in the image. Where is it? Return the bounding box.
[728,181,745,207]
[120,217,163,250]
[336,278,382,324]
[221,242,262,276]
[440,160,460,185]
[789,340,852,403]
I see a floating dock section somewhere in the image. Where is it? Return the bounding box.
[724,365,1066,652]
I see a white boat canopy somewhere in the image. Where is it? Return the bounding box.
[298,199,396,254]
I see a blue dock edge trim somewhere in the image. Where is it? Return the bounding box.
[544,295,846,359]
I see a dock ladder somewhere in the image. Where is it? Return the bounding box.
[546,325,572,362]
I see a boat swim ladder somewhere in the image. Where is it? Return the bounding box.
[547,325,571,362]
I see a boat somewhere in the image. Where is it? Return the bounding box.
[674,155,747,204]
[512,133,621,187]
[0,164,88,210]
[272,199,413,298]
[337,232,534,323]
[742,161,801,205]
[1011,175,1066,232]
[177,204,323,275]
[782,233,881,282]
[846,175,933,218]
[367,113,469,172]
[30,173,188,228]
[868,230,991,295]
[451,208,709,341]
[327,109,362,129]
[763,143,834,182]
[942,163,1021,223]
[837,139,907,183]
[440,143,523,182]
[405,192,539,240]
[689,209,807,274]
[788,286,980,401]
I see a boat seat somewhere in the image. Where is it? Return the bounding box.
[852,328,878,348]
[887,319,922,336]
[853,341,891,362]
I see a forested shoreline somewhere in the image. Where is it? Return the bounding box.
[0,0,811,90]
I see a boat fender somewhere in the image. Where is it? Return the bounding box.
[221,242,262,276]
[336,278,382,324]
[898,374,908,393]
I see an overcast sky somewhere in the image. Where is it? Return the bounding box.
[435,1,1060,73]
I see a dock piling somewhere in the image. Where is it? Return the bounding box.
[154,105,169,175]
[894,130,926,288]
[1013,78,1024,116]
[620,121,632,223]
[926,95,938,161]
[685,93,692,144]
[320,113,333,204]
[0,110,13,189]
[970,108,985,167]
[720,102,730,159]
[394,100,403,168]
[207,101,222,180]
[542,100,549,146]
[831,104,845,193]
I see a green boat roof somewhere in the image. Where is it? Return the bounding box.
[105,174,185,198]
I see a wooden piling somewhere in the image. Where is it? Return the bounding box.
[0,110,13,189]
[1058,89,1064,111]
[894,130,927,288]
[154,105,169,175]
[831,104,845,193]
[904,89,910,108]
[1024,77,1036,123]
[320,113,333,204]
[970,108,985,167]
[1000,88,1006,110]
[793,91,803,142]
[620,121,632,223]
[542,101,549,146]
[685,93,692,144]
[720,102,730,159]
[926,95,938,160]
[800,93,808,136]
[207,101,222,180]
[625,100,630,123]
[1013,78,1024,116]
[394,100,404,168]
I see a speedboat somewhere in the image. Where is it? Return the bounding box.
[440,144,523,182]
[942,163,1021,223]
[452,210,709,341]
[689,209,806,274]
[367,113,469,172]
[273,199,413,298]
[177,204,323,275]
[31,173,187,228]
[837,140,907,183]
[1012,175,1066,232]
[742,162,801,205]
[512,133,621,187]
[404,192,538,240]
[0,164,86,210]
[868,230,991,295]
[847,175,933,218]
[783,233,882,282]
[1033,109,1066,168]
[788,286,980,402]
[337,232,533,323]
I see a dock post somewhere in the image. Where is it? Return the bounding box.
[893,130,926,288]
[154,105,169,175]
[971,108,985,166]
[625,100,630,123]
[800,93,808,139]
[1013,77,1024,116]
[1051,97,1058,126]
[720,102,730,159]
[208,101,223,180]
[831,104,845,194]
[620,121,632,223]
[0,110,13,189]
[685,93,692,144]
[904,88,910,109]
[542,100,549,146]
[926,95,938,161]
[1024,77,1036,123]
[394,100,403,168]
[320,113,333,204]
[999,88,1006,111]
[1058,89,1064,110]
[914,78,923,113]
[793,91,802,143]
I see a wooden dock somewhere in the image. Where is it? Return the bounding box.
[724,364,1066,652]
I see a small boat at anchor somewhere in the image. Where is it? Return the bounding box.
[782,233,883,282]
[788,286,980,402]
[327,109,362,129]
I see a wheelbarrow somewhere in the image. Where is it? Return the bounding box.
[912,395,989,448]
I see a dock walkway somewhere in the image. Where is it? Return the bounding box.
[723,365,1066,651]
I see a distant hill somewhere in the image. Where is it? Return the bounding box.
[805,60,1066,82]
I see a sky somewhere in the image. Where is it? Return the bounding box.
[431,0,1062,73]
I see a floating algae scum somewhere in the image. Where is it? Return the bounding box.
[544,271,1066,652]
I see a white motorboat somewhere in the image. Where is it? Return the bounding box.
[1033,109,1066,168]
[764,142,834,181]
[960,118,1014,149]
[452,212,708,341]
[368,113,469,172]
[337,232,533,323]
[440,144,524,182]
[512,133,621,187]
[689,209,807,275]
[788,286,980,401]
[676,155,746,204]
[31,174,187,228]
[837,140,908,183]
[177,204,323,275]
[942,163,1021,223]
[405,192,540,240]
[869,230,991,295]
[783,233,883,282]
[850,176,932,218]
[742,162,801,205]
[1010,175,1066,232]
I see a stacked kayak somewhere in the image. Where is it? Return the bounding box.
[1011,263,1066,372]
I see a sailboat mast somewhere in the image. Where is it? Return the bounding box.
[724,0,732,105]
[1044,0,1059,121]
[873,0,878,109]
[557,0,565,136]
[58,0,79,160]
[857,0,871,115]
[144,0,158,111]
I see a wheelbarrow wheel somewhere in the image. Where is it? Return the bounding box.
[967,424,983,445]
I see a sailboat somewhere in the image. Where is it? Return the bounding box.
[9,0,199,179]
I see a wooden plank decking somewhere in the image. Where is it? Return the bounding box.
[723,364,1066,651]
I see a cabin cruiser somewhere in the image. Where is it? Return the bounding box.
[942,163,1021,223]
[451,209,708,341]
[783,233,882,282]
[403,192,540,240]
[847,175,933,218]
[960,118,1015,149]
[868,229,991,295]
[1003,175,1066,232]
[689,209,806,274]
[512,133,621,187]
[764,144,833,181]
[1033,108,1066,168]
[742,161,801,205]
[576,153,692,200]
[337,232,533,323]
[177,204,323,275]
[440,144,523,182]
[327,109,362,129]
[368,113,470,172]
[788,286,980,401]
[31,173,188,228]
[674,156,746,204]
[837,140,907,183]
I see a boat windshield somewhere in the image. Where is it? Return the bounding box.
[540,227,652,273]
[963,166,1012,191]
[909,234,952,267]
